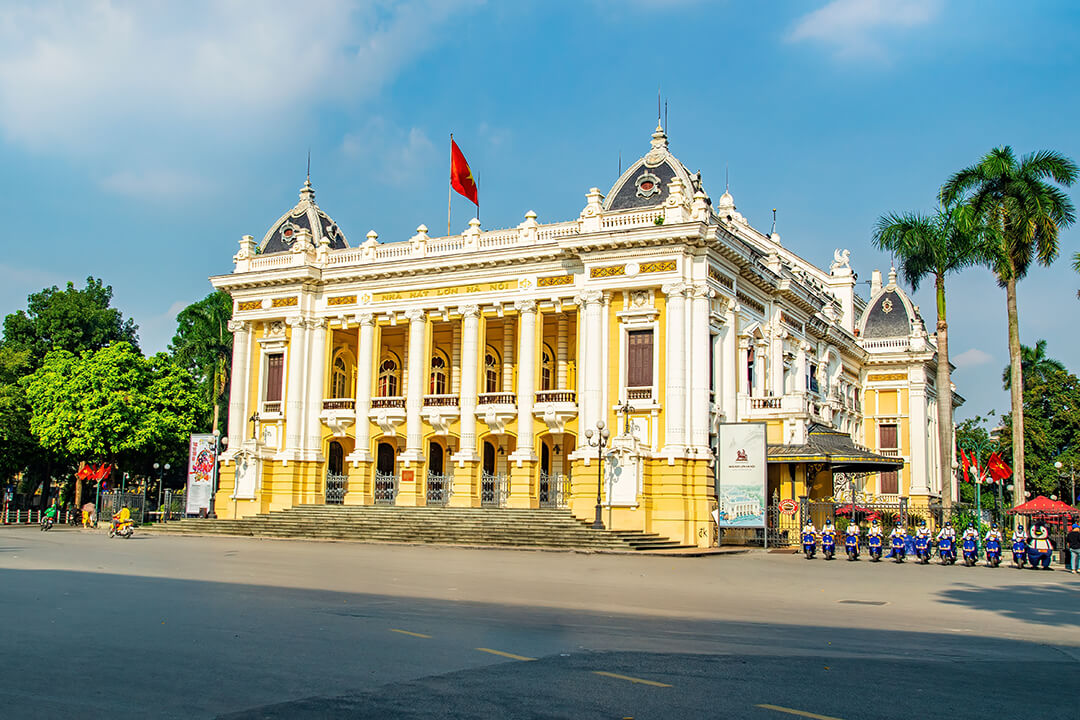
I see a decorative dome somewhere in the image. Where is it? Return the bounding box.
[859,269,920,339]
[603,123,703,211]
[259,179,348,254]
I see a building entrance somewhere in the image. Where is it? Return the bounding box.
[375,442,397,504]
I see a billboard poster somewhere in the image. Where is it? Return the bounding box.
[714,422,766,528]
[186,433,217,515]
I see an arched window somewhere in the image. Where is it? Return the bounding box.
[331,355,349,398]
[378,356,399,397]
[541,343,554,391]
[746,345,755,393]
[429,353,448,395]
[485,348,501,393]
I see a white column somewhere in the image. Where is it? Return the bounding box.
[690,284,711,451]
[909,368,930,495]
[753,340,767,397]
[511,300,538,462]
[602,292,612,420]
[402,308,426,463]
[557,313,568,390]
[720,308,737,422]
[580,290,604,432]
[283,316,308,454]
[458,305,480,462]
[737,337,750,396]
[225,320,249,453]
[501,317,514,393]
[305,318,328,458]
[796,343,808,393]
[350,313,375,462]
[662,282,687,453]
[770,327,785,397]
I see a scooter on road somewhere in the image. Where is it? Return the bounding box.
[913,535,932,564]
[890,535,906,563]
[938,536,957,565]
[844,534,860,561]
[802,532,817,560]
[868,534,883,562]
[821,531,836,561]
[962,537,979,567]
[985,538,1002,568]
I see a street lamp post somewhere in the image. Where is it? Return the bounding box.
[154,462,171,522]
[583,420,611,530]
[208,429,221,519]
[1054,460,1076,506]
[959,437,997,530]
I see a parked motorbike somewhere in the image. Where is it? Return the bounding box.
[962,537,978,567]
[985,538,1002,568]
[868,534,883,562]
[914,535,932,564]
[801,532,817,560]
[938,536,956,565]
[890,535,906,563]
[821,531,836,561]
[844,534,860,561]
[1011,538,1027,568]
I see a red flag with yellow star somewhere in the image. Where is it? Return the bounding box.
[450,137,478,206]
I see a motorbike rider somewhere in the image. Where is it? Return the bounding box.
[984,522,1003,544]
[915,520,931,540]
[42,502,58,527]
[845,521,861,540]
[802,520,818,539]
[937,521,956,543]
[962,522,979,542]
[111,506,132,533]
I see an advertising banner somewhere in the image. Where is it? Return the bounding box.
[714,422,766,528]
[185,433,217,515]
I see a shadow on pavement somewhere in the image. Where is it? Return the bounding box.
[937,582,1080,627]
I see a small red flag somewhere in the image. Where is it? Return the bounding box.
[987,452,1012,482]
[959,449,970,483]
[450,138,478,206]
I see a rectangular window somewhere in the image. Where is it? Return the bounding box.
[627,330,653,388]
[266,353,284,402]
[808,363,819,394]
[878,423,899,493]
[878,423,898,450]
[879,470,899,494]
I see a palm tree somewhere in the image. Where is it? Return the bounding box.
[170,291,233,435]
[873,204,984,512]
[1001,339,1065,391]
[941,146,1078,506]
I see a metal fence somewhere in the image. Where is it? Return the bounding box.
[325,473,347,505]
[98,491,146,524]
[426,473,452,506]
[159,490,186,521]
[374,472,398,505]
[480,472,508,507]
[539,472,569,508]
[766,497,909,547]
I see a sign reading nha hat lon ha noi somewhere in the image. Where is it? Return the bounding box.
[714,423,766,528]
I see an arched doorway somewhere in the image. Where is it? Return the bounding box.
[429,442,444,475]
[328,441,344,475]
[482,441,496,476]
[325,441,346,504]
[427,441,447,505]
[539,441,552,507]
[375,441,397,505]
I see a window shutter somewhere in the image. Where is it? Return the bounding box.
[627,330,653,387]
[266,354,284,402]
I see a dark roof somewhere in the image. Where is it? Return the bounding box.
[259,179,348,254]
[768,423,904,472]
[607,159,680,211]
[862,289,910,339]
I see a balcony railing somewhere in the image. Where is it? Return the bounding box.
[262,400,282,415]
[423,394,460,407]
[535,390,576,404]
[879,449,900,457]
[478,392,516,405]
[322,399,355,411]
[371,396,405,409]
[626,387,653,401]
[750,397,782,410]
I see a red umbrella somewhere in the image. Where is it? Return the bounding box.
[1007,495,1080,516]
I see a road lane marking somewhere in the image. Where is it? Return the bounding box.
[756,703,844,720]
[592,671,672,688]
[474,647,536,661]
[389,628,431,638]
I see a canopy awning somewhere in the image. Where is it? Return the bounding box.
[1007,495,1080,516]
[767,423,904,474]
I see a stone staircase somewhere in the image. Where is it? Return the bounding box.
[145,505,690,551]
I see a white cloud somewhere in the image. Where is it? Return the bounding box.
[953,348,994,369]
[0,1,479,153]
[99,168,210,201]
[787,0,941,60]
[342,119,437,187]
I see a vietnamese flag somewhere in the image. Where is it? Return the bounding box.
[450,137,478,206]
[959,448,970,483]
[987,452,1012,483]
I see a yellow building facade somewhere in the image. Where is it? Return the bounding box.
[211,125,957,546]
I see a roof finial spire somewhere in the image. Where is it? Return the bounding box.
[725,164,729,193]
[888,264,898,287]
[300,149,315,202]
[306,148,311,184]
[771,208,777,235]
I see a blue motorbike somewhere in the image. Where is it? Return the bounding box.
[914,535,932,564]
[1011,538,1027,568]
[821,531,836,561]
[962,537,979,567]
[938,536,956,565]
[868,534,883,562]
[802,532,817,560]
[890,535,906,563]
[985,538,1002,568]
[844,533,860,561]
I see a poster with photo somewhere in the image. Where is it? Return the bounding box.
[185,433,217,515]
[714,422,766,528]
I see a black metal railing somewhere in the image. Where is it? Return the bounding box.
[539,471,569,508]
[374,472,398,505]
[325,473,347,504]
[480,472,508,507]
[426,472,452,506]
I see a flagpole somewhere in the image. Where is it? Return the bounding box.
[448,133,453,238]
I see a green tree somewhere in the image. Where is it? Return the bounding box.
[170,291,232,435]
[1001,339,1065,391]
[941,146,1078,506]
[25,343,201,506]
[873,204,984,512]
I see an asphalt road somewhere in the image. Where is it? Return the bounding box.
[1,526,1077,719]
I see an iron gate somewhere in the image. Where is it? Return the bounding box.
[374,472,398,505]
[325,473,347,504]
[539,472,569,508]
[481,472,507,507]
[426,473,451,506]
[98,492,146,524]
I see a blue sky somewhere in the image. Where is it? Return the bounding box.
[1,0,1077,422]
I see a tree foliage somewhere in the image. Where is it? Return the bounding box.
[25,343,201,466]
[169,291,232,434]
[1001,339,1065,391]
